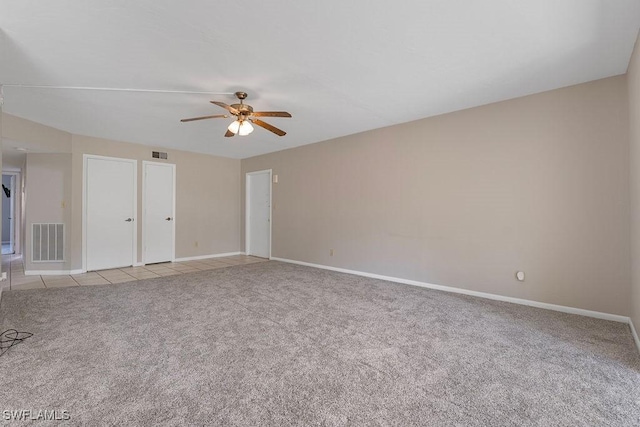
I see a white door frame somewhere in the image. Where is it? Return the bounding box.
[245,169,272,259]
[2,170,21,255]
[82,154,138,272]
[8,174,15,253]
[141,161,176,265]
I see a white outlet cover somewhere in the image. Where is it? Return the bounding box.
[516,271,525,281]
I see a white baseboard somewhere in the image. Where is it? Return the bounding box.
[630,319,640,354]
[174,252,244,262]
[270,257,630,324]
[25,269,84,276]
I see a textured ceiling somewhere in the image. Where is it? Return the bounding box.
[1,0,639,159]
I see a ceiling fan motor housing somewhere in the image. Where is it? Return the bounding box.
[232,92,252,119]
[231,104,254,117]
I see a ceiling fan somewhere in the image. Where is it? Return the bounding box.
[181,91,292,137]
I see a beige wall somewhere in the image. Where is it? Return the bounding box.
[2,113,72,152]
[1,113,73,269]
[0,36,67,281]
[242,76,631,316]
[24,153,73,271]
[629,32,640,330]
[69,135,241,270]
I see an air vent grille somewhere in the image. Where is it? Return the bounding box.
[152,151,168,159]
[32,223,64,262]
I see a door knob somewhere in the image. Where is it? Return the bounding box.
[165,217,173,221]
[125,218,133,222]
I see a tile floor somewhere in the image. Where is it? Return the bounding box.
[0,254,268,291]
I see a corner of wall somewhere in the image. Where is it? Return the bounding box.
[628,30,640,349]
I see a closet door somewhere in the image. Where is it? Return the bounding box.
[246,170,271,258]
[85,156,136,271]
[143,161,175,264]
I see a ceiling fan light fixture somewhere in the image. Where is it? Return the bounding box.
[227,120,240,134]
[238,121,254,136]
[227,120,254,136]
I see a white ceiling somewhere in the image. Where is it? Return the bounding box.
[1,0,639,159]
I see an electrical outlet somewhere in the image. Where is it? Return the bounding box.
[330,249,334,256]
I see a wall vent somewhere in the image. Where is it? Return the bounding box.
[32,223,64,262]
[152,151,168,159]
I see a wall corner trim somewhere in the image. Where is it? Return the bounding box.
[270,257,631,324]
[630,319,640,354]
[174,252,244,262]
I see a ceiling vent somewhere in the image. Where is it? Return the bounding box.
[152,151,168,160]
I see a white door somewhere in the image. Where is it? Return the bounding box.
[143,162,175,264]
[246,170,271,258]
[8,175,15,254]
[86,157,136,271]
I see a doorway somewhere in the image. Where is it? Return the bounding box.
[83,155,137,271]
[246,170,271,259]
[142,161,176,264]
[1,173,16,255]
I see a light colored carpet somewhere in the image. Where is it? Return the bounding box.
[0,261,638,426]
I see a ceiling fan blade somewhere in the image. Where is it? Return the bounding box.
[211,101,240,115]
[251,111,292,118]
[251,119,286,136]
[224,129,235,137]
[180,114,228,122]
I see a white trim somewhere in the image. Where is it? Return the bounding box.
[25,269,84,276]
[174,252,244,262]
[2,84,232,96]
[141,161,176,265]
[270,257,630,324]
[3,171,21,256]
[245,169,272,259]
[82,154,138,272]
[82,155,86,270]
[630,319,640,354]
